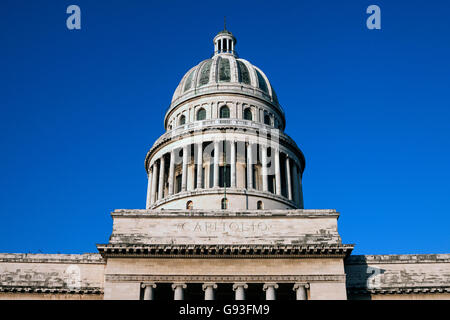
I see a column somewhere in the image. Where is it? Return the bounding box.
[275,149,281,195]
[151,162,158,204]
[246,143,253,189]
[182,145,188,191]
[230,140,236,187]
[286,156,293,201]
[172,283,187,300]
[293,283,309,300]
[292,162,299,206]
[202,283,217,300]
[141,283,156,300]
[168,150,175,195]
[196,143,203,189]
[233,283,248,300]
[263,283,278,300]
[146,169,152,209]
[261,145,268,192]
[213,140,219,188]
[158,156,165,200]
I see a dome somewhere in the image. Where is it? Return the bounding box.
[168,30,281,116]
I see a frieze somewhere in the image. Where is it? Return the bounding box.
[105,274,346,283]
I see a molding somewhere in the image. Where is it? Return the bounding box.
[0,286,103,295]
[111,208,339,219]
[348,287,450,295]
[0,253,105,264]
[105,274,346,283]
[345,254,450,265]
[96,243,354,259]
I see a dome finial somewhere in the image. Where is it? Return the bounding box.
[224,16,227,30]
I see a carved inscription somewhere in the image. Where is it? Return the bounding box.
[175,221,272,234]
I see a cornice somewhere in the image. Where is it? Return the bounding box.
[0,286,103,295]
[111,208,339,219]
[0,253,105,264]
[96,243,354,259]
[345,254,450,265]
[348,286,450,295]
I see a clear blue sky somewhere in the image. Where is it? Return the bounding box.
[1,0,449,255]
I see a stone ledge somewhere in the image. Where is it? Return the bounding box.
[0,253,105,264]
[0,286,103,294]
[346,254,450,265]
[97,243,354,259]
[348,286,450,295]
[111,208,339,218]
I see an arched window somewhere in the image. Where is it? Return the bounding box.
[264,114,271,125]
[179,115,186,126]
[257,201,264,210]
[220,105,230,119]
[197,108,206,121]
[243,108,252,121]
[221,198,228,209]
[186,200,193,210]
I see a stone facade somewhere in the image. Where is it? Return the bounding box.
[0,254,104,300]
[1,28,449,300]
[345,254,450,300]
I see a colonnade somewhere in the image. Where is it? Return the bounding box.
[215,37,234,54]
[140,282,309,300]
[146,140,304,208]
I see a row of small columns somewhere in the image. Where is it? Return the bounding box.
[146,141,303,208]
[141,283,309,300]
[215,38,234,54]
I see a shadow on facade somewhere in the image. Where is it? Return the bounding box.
[345,255,385,300]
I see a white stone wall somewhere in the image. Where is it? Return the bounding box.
[108,209,342,245]
[345,254,450,300]
[0,254,105,300]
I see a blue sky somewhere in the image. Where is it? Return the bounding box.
[0,0,449,255]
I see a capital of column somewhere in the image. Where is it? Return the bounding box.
[293,283,309,290]
[171,283,187,290]
[202,283,218,291]
[141,282,157,289]
[232,283,248,291]
[263,283,279,291]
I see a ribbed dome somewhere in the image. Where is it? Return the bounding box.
[168,30,281,115]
